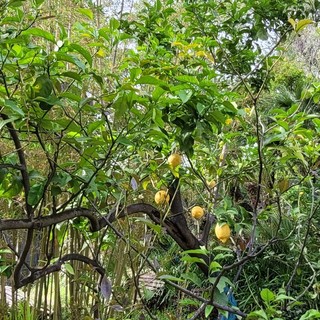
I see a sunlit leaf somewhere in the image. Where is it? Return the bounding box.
[296,19,314,32]
[158,274,184,282]
[21,27,55,42]
[299,309,320,320]
[247,310,268,320]
[0,117,18,131]
[260,288,275,304]
[205,305,214,318]
[78,8,93,20]
[136,75,169,89]
[288,18,296,30]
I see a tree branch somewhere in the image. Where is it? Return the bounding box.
[16,253,104,289]
[0,113,33,217]
[0,208,100,232]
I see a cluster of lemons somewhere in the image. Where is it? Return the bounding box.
[154,153,231,243]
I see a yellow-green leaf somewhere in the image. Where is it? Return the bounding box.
[288,18,296,30]
[78,8,93,20]
[296,19,314,32]
[21,28,55,42]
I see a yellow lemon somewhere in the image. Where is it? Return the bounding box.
[207,180,216,189]
[215,223,231,243]
[191,206,205,220]
[225,118,233,125]
[244,107,251,114]
[168,153,182,168]
[154,190,170,205]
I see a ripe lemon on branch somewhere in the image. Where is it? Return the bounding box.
[215,223,231,243]
[207,179,216,189]
[154,190,170,205]
[168,153,182,169]
[191,206,205,220]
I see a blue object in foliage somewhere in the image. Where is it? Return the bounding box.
[220,286,237,320]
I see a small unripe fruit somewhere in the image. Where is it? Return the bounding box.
[154,190,170,205]
[215,223,231,243]
[191,206,204,220]
[168,153,182,168]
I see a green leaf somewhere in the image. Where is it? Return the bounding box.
[88,120,104,134]
[0,265,12,276]
[181,273,202,287]
[133,218,162,234]
[152,108,165,128]
[90,72,103,86]
[129,67,142,81]
[182,248,208,255]
[213,288,229,305]
[299,309,320,320]
[64,263,75,275]
[27,183,45,206]
[60,92,82,102]
[0,117,18,131]
[274,294,295,302]
[117,136,133,146]
[179,298,199,306]
[55,53,86,70]
[212,246,233,252]
[61,71,82,82]
[216,276,233,293]
[155,0,162,11]
[177,89,193,103]
[158,274,184,282]
[209,261,221,272]
[52,172,72,187]
[0,249,12,254]
[4,100,24,117]
[211,110,225,123]
[69,43,93,66]
[180,256,206,265]
[152,87,165,101]
[34,0,46,7]
[205,305,214,318]
[7,0,24,8]
[136,76,169,89]
[51,185,62,196]
[175,75,199,85]
[223,101,237,113]
[78,8,94,20]
[21,27,55,42]
[247,310,268,320]
[114,95,128,121]
[312,118,320,132]
[260,288,275,304]
[109,17,120,30]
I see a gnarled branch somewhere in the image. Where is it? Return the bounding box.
[17,253,104,289]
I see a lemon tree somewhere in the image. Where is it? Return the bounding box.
[0,0,319,319]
